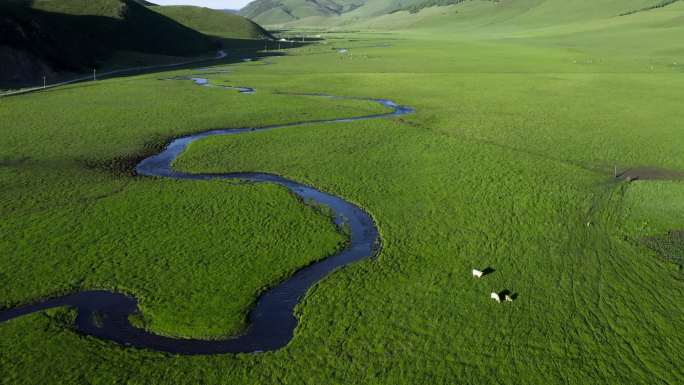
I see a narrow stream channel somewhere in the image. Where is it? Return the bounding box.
[0,75,414,355]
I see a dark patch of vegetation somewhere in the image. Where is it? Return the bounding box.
[44,307,78,328]
[643,230,684,270]
[620,0,679,16]
[390,0,462,14]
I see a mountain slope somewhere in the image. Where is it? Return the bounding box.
[0,0,272,88]
[0,0,219,86]
[345,0,683,32]
[240,0,367,24]
[28,0,215,54]
[239,0,469,25]
[150,5,274,40]
[239,0,677,27]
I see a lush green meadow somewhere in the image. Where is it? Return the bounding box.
[2,2,684,384]
[0,72,383,338]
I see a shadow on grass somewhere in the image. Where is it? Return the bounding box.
[498,289,518,301]
[642,231,684,271]
[1,48,293,97]
[617,166,684,181]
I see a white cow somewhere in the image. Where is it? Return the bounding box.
[472,269,484,278]
[490,292,501,303]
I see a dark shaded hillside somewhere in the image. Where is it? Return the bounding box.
[0,0,216,86]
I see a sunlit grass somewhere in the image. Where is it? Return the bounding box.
[2,4,684,383]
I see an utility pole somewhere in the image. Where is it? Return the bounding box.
[43,76,46,89]
[93,69,97,81]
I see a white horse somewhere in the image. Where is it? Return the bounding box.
[490,292,501,303]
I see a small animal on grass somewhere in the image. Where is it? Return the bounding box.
[472,269,484,278]
[492,290,516,303]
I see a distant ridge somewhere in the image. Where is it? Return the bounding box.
[238,0,454,25]
[239,0,677,28]
[240,0,366,24]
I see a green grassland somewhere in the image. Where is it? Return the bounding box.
[150,5,273,40]
[0,71,385,339]
[2,1,684,384]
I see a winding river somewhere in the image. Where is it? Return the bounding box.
[0,74,414,355]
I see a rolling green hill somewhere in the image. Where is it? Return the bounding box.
[353,0,683,30]
[12,0,215,54]
[0,0,275,88]
[240,0,367,24]
[0,0,216,86]
[239,0,473,25]
[150,5,274,40]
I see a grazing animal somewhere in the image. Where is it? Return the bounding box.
[505,294,514,302]
[472,269,484,278]
[490,292,501,303]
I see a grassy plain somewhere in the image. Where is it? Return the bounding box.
[2,2,684,384]
[0,72,384,339]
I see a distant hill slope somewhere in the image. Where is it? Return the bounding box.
[151,5,273,40]
[239,0,463,25]
[239,0,676,27]
[345,0,682,31]
[239,0,367,25]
